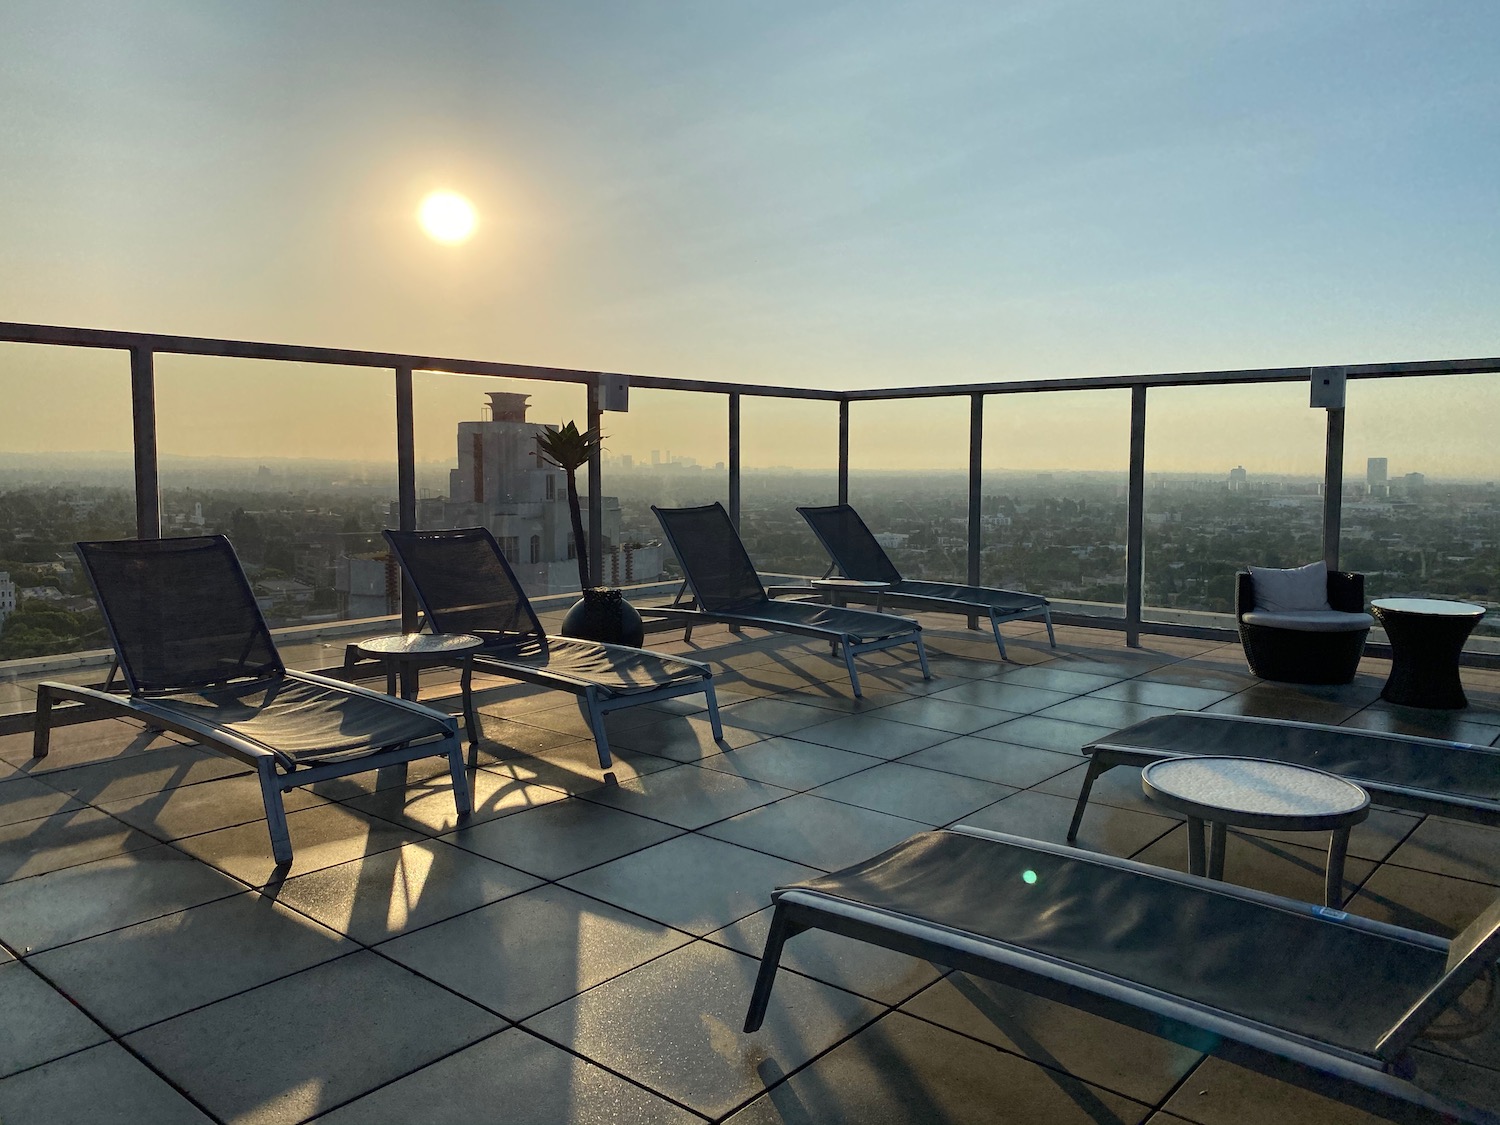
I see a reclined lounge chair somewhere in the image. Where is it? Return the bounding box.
[33,536,470,865]
[1068,711,1500,842]
[798,503,1054,660]
[652,502,930,698]
[383,527,721,768]
[746,826,1500,1120]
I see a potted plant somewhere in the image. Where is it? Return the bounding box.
[536,420,645,647]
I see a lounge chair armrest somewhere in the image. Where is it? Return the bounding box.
[36,680,284,765]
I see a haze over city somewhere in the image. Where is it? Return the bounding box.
[2,1,1497,474]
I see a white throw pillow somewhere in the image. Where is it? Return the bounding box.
[1248,561,1331,613]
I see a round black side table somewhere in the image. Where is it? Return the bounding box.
[1371,598,1486,710]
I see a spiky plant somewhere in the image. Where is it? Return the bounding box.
[536,421,603,590]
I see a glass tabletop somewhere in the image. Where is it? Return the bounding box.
[1143,756,1369,819]
[356,632,484,658]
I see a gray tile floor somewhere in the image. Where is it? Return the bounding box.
[3,615,1500,1123]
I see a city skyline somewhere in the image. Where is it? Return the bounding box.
[2,3,1499,474]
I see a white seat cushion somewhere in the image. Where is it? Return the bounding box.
[1248,561,1331,612]
[1241,610,1374,633]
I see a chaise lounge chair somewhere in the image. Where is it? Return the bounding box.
[745,825,1500,1121]
[33,535,470,865]
[652,502,930,698]
[1067,711,1500,842]
[383,527,721,768]
[797,503,1054,660]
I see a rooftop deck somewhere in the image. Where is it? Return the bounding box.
[3,615,1500,1124]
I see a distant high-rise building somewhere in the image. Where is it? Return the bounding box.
[0,570,14,630]
[651,450,660,466]
[1367,457,1388,498]
[352,391,644,597]
[621,454,633,470]
[1228,465,1247,491]
[1403,471,1425,494]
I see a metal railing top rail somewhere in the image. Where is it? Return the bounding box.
[4,321,1498,403]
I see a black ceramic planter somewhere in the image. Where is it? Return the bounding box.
[560,587,645,648]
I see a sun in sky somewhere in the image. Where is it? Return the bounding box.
[417,190,477,244]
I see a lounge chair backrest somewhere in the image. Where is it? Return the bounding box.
[798,504,903,585]
[1378,895,1500,1058]
[76,536,283,695]
[383,527,546,645]
[652,503,767,612]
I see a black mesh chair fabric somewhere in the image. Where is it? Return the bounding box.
[652,503,767,612]
[384,528,545,645]
[386,527,707,696]
[798,505,1046,612]
[1092,714,1500,808]
[474,635,706,693]
[787,830,1449,1053]
[148,677,451,766]
[77,536,282,694]
[728,598,920,643]
[797,505,903,584]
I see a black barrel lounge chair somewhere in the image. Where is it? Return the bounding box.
[652,502,930,698]
[383,527,721,768]
[797,503,1054,660]
[33,536,470,866]
[1067,712,1500,843]
[746,826,1500,1120]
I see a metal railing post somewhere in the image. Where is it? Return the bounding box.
[587,377,603,586]
[394,366,419,638]
[1322,407,1345,570]
[838,400,849,506]
[1124,385,1148,647]
[728,393,741,529]
[129,346,161,539]
[967,393,983,628]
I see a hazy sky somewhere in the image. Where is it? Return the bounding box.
[2,1,1497,474]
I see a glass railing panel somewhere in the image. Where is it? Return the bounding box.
[848,397,970,584]
[413,372,588,598]
[984,389,1130,619]
[154,354,400,658]
[1342,373,1500,653]
[596,388,728,589]
[740,398,838,579]
[0,343,137,714]
[1142,382,1325,624]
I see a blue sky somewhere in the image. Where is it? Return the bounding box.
[1,1,1497,469]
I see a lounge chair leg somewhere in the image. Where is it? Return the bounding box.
[842,641,862,698]
[989,610,1009,661]
[461,659,479,748]
[1066,757,1110,842]
[744,906,802,1033]
[703,680,724,741]
[1043,606,1057,648]
[447,739,473,817]
[257,762,294,866]
[914,633,932,680]
[33,683,54,759]
[585,689,613,769]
